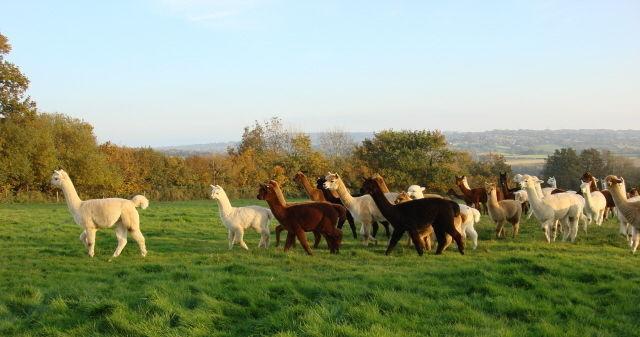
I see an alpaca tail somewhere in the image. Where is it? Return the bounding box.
[472,208,481,223]
[131,195,149,209]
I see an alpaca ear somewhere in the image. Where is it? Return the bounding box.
[210,184,215,188]
[421,187,426,192]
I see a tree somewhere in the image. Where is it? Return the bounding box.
[318,129,356,158]
[0,34,36,120]
[542,148,582,190]
[354,130,457,192]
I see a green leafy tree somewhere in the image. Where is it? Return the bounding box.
[354,130,457,192]
[542,148,582,190]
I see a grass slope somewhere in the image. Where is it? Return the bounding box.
[1,200,639,337]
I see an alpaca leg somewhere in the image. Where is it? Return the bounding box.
[85,227,97,257]
[526,207,533,220]
[283,232,296,252]
[466,226,478,250]
[79,231,88,249]
[237,229,249,250]
[408,229,424,256]
[570,218,579,243]
[542,223,551,243]
[129,229,147,257]
[434,228,447,255]
[371,221,379,238]
[512,222,520,238]
[381,221,391,237]
[444,222,464,255]
[631,228,639,254]
[275,225,284,247]
[295,229,313,255]
[228,230,235,249]
[112,225,128,258]
[384,227,406,256]
[312,230,322,248]
[346,212,357,239]
[260,229,270,248]
[495,221,504,239]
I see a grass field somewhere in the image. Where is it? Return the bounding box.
[1,200,639,337]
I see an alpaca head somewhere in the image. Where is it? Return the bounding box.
[323,172,341,191]
[485,183,497,195]
[628,188,639,198]
[520,175,535,189]
[256,182,274,200]
[579,181,591,194]
[605,175,623,187]
[512,174,524,185]
[209,185,225,200]
[361,177,382,195]
[499,172,508,183]
[406,185,426,199]
[293,171,305,184]
[581,172,594,183]
[50,170,69,188]
[547,177,556,186]
[455,175,465,184]
[394,191,412,204]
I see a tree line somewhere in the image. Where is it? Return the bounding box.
[1,33,637,202]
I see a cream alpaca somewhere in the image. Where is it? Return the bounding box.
[210,185,273,250]
[51,170,148,257]
[323,172,388,245]
[486,184,522,238]
[521,175,583,243]
[579,181,607,228]
[606,176,640,253]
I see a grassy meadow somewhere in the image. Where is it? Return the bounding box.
[1,200,639,337]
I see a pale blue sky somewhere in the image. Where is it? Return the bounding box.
[1,0,639,146]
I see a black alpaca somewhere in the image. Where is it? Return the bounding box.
[361,177,465,256]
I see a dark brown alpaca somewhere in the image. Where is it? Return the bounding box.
[446,188,472,206]
[294,171,325,201]
[580,172,615,217]
[257,180,344,255]
[361,177,464,256]
[499,172,529,213]
[628,187,639,199]
[455,175,492,213]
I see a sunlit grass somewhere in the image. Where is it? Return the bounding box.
[1,200,639,337]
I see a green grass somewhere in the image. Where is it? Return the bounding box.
[1,200,639,337]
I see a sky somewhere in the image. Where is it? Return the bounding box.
[1,0,639,147]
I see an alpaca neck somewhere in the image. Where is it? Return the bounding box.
[367,185,395,220]
[376,179,390,193]
[488,189,499,207]
[298,175,317,197]
[335,179,355,208]
[265,189,287,220]
[60,179,82,214]
[524,184,545,213]
[214,192,234,216]
[590,179,599,191]
[550,180,557,189]
[609,184,638,224]
[457,181,471,195]
[582,187,593,206]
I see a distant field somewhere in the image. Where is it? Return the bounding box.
[1,200,639,337]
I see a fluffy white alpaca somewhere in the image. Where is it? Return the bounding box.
[50,170,148,258]
[210,185,273,250]
[521,175,583,243]
[324,172,388,245]
[406,185,444,200]
[541,177,558,196]
[580,181,607,227]
[611,178,640,251]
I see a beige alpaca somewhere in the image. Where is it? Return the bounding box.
[606,175,640,253]
[51,170,148,258]
[486,183,522,238]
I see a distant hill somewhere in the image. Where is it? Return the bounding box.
[156,129,640,157]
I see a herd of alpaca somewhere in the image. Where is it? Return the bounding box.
[50,168,640,258]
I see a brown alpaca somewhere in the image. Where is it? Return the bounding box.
[361,178,464,255]
[581,172,615,218]
[257,180,344,255]
[455,175,490,213]
[486,183,522,238]
[294,171,325,201]
[271,183,322,248]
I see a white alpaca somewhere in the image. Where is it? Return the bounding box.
[542,177,557,197]
[521,175,583,243]
[323,172,388,245]
[406,185,444,200]
[612,178,640,251]
[210,185,273,250]
[579,181,607,228]
[50,170,148,257]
